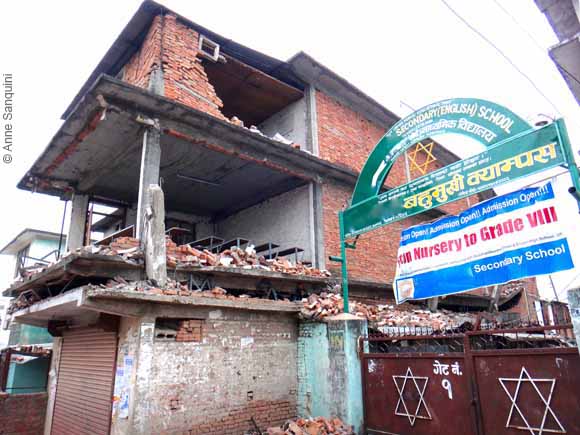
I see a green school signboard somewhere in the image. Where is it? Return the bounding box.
[334,98,580,312]
[343,122,565,238]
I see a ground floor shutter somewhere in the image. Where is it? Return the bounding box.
[51,327,117,435]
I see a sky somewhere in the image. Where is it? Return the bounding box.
[0,0,579,302]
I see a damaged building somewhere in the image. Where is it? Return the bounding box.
[0,1,561,434]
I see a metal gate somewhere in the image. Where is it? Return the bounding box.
[361,324,580,435]
[51,327,118,435]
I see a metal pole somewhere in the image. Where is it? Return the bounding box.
[339,211,349,314]
[57,199,68,260]
[548,274,560,302]
[555,119,580,209]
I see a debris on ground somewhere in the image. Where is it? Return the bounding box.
[266,417,354,435]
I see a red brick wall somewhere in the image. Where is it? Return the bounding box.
[124,15,162,89]
[123,13,226,120]
[167,399,295,435]
[506,278,540,321]
[323,181,424,282]
[131,311,298,435]
[0,392,47,435]
[317,91,475,283]
[316,91,388,175]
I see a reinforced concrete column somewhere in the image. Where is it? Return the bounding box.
[298,314,367,434]
[136,121,161,243]
[43,337,63,435]
[568,289,580,354]
[110,316,156,435]
[65,193,89,252]
[327,314,367,434]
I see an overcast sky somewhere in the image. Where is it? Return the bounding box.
[1,0,579,301]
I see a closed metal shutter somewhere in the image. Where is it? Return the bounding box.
[51,327,117,435]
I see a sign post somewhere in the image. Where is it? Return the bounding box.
[338,98,580,311]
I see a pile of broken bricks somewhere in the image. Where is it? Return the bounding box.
[90,276,295,304]
[7,291,41,314]
[266,417,354,435]
[10,345,51,356]
[86,236,331,277]
[300,292,476,330]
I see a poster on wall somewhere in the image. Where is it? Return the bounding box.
[394,182,574,303]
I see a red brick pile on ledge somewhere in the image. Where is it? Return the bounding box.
[89,237,331,277]
[90,276,296,304]
[300,293,476,330]
[266,417,354,435]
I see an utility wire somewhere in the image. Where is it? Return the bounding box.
[440,0,561,116]
[491,0,580,90]
[491,0,547,53]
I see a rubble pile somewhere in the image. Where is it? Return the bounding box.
[10,345,51,356]
[301,292,475,330]
[266,417,354,435]
[500,280,526,297]
[165,238,330,277]
[95,237,331,277]
[78,237,144,263]
[7,291,40,314]
[91,276,293,304]
[10,237,330,287]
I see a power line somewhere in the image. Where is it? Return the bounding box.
[440,0,561,116]
[491,0,580,90]
[491,0,547,53]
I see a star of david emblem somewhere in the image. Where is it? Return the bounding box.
[407,141,437,175]
[499,367,565,435]
[392,367,432,426]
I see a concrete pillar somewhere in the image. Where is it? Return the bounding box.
[136,122,161,243]
[305,85,319,156]
[44,337,62,435]
[308,182,326,270]
[66,193,89,252]
[148,65,165,96]
[568,288,580,354]
[110,316,153,435]
[143,185,167,287]
[132,317,156,435]
[298,314,367,434]
[327,314,366,434]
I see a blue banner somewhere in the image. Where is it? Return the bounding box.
[394,182,574,303]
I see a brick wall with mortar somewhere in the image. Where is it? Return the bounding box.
[322,181,426,283]
[124,15,163,89]
[315,91,475,215]
[0,392,47,435]
[113,309,298,435]
[505,277,541,322]
[123,14,226,120]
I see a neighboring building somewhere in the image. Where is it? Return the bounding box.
[0,228,66,349]
[1,2,548,434]
[0,229,61,397]
[0,228,64,350]
[536,0,580,105]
